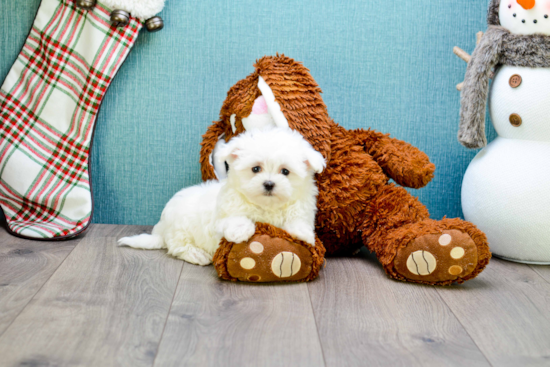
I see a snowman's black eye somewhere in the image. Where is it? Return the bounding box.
[281,168,290,176]
[252,166,261,173]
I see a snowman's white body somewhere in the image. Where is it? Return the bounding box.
[461,1,550,264]
[462,65,550,264]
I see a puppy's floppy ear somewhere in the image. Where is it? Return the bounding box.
[215,139,241,168]
[304,145,326,174]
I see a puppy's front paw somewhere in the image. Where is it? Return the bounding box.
[224,218,256,243]
[284,222,315,246]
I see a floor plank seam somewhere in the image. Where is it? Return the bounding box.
[0,236,81,340]
[306,282,328,367]
[520,265,550,324]
[529,266,550,286]
[152,261,185,367]
[434,289,494,367]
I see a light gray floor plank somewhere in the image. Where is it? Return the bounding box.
[437,258,550,366]
[0,227,80,337]
[530,264,550,284]
[0,224,183,367]
[153,264,325,367]
[308,250,489,367]
[2,223,549,366]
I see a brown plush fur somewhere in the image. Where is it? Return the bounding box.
[213,223,326,283]
[202,55,491,285]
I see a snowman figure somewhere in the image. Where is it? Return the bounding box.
[459,0,550,264]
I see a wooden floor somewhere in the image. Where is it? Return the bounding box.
[1,224,550,367]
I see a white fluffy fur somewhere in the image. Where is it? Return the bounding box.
[100,0,165,20]
[118,128,325,266]
[242,107,276,131]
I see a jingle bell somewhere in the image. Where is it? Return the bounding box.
[145,16,164,32]
[111,9,130,28]
[76,0,96,10]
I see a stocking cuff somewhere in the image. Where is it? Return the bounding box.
[101,0,165,20]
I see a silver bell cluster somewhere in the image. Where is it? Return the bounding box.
[76,1,164,32]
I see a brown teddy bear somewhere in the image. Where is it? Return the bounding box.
[200,55,491,286]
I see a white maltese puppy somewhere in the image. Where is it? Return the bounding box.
[118,128,325,266]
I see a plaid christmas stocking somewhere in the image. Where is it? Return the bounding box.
[0,0,164,240]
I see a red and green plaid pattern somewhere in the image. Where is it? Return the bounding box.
[0,0,142,239]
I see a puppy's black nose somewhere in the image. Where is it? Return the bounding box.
[263,181,275,191]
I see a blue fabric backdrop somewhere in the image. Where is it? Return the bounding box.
[0,0,496,225]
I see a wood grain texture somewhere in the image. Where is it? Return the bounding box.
[437,258,550,367]
[0,224,183,367]
[0,226,79,337]
[307,250,489,367]
[153,264,325,367]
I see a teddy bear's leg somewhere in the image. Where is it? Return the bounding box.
[361,184,491,285]
[213,223,326,283]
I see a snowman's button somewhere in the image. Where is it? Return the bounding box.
[509,74,522,88]
[509,113,523,127]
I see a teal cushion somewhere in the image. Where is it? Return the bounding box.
[0,0,496,225]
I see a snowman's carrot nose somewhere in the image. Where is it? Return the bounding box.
[517,0,536,10]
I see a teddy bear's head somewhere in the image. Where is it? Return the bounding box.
[218,55,334,161]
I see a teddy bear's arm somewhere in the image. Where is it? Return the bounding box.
[200,120,228,181]
[359,129,435,189]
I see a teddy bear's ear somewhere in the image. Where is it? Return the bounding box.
[254,55,334,162]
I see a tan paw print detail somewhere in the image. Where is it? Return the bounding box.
[249,241,264,254]
[439,234,452,246]
[240,257,256,269]
[395,230,478,283]
[226,235,314,282]
[406,250,437,276]
[271,252,301,278]
[450,247,465,259]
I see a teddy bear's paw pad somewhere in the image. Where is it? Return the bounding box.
[271,252,302,278]
[226,235,313,282]
[406,250,437,276]
[394,230,478,283]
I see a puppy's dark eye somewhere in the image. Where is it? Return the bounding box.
[281,168,290,176]
[252,166,262,173]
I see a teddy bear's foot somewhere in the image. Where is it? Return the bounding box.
[375,218,491,286]
[393,229,480,284]
[225,235,312,282]
[213,224,326,283]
